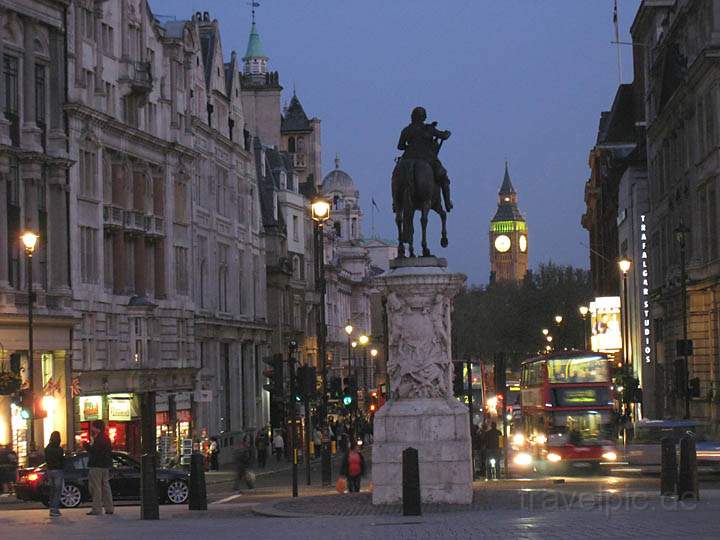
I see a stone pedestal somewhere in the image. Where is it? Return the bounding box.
[371,257,471,505]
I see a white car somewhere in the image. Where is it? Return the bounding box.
[625,419,720,473]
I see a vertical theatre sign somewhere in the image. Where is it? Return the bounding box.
[640,214,651,363]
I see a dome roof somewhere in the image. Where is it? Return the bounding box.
[321,155,356,196]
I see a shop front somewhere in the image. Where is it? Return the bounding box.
[0,315,74,466]
[73,368,197,461]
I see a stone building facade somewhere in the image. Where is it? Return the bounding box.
[631,0,720,419]
[0,0,74,463]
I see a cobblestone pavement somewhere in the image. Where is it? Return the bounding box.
[0,494,717,540]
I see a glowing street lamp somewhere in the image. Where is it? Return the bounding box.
[358,334,369,346]
[20,230,39,449]
[370,348,379,358]
[542,328,549,336]
[546,336,553,343]
[310,198,331,223]
[554,315,563,325]
[579,305,590,350]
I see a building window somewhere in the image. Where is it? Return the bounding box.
[103,234,113,291]
[79,148,97,197]
[238,249,245,314]
[334,221,341,238]
[101,23,114,55]
[199,237,207,308]
[174,246,188,294]
[218,243,228,312]
[130,317,146,364]
[35,64,46,128]
[3,55,19,146]
[81,6,95,41]
[174,180,188,223]
[292,215,299,241]
[287,136,295,153]
[216,166,229,217]
[7,157,20,287]
[80,226,98,283]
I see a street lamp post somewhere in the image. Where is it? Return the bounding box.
[21,231,38,450]
[554,315,563,349]
[579,306,589,350]
[618,257,633,419]
[345,322,353,385]
[370,348,378,392]
[675,223,690,419]
[311,198,331,422]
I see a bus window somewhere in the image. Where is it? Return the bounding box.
[547,356,608,383]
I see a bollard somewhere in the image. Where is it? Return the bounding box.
[660,437,677,497]
[321,444,332,487]
[189,452,207,510]
[678,434,699,501]
[140,453,159,520]
[402,447,421,516]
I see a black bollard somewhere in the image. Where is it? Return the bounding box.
[660,437,677,497]
[189,452,207,510]
[402,447,421,516]
[140,453,159,520]
[678,434,699,501]
[321,444,332,487]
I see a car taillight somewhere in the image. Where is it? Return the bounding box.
[27,472,40,482]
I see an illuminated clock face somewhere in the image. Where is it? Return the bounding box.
[519,234,528,253]
[494,235,511,253]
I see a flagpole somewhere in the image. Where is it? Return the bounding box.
[371,200,375,238]
[614,0,622,84]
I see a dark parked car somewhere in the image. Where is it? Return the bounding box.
[15,451,189,508]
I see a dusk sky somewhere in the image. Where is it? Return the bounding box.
[151,0,641,286]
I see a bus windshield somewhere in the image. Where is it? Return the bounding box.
[548,411,612,445]
[546,356,608,384]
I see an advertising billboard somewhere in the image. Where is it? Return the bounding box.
[590,296,622,352]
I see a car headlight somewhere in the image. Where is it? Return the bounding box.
[547,452,562,463]
[513,452,532,466]
[536,434,547,445]
[602,451,618,461]
[512,433,525,446]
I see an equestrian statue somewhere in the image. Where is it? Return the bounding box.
[392,106,453,258]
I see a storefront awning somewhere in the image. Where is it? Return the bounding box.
[75,368,197,395]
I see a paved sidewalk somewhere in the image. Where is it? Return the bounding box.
[0,495,718,540]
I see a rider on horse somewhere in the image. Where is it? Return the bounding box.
[394,106,453,213]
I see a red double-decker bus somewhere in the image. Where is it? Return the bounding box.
[518,352,618,472]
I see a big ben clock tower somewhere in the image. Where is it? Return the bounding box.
[490,163,528,282]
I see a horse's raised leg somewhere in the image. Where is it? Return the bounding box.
[435,206,448,247]
[406,209,415,257]
[421,207,430,257]
[395,211,405,258]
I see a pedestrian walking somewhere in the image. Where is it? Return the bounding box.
[233,437,252,491]
[340,440,365,493]
[44,431,64,517]
[0,444,18,495]
[255,429,269,468]
[83,420,114,515]
[476,420,488,478]
[484,421,502,480]
[208,437,219,471]
[272,431,284,463]
[313,427,322,459]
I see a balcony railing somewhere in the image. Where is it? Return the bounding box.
[123,60,153,95]
[124,210,146,234]
[103,204,125,230]
[144,214,165,238]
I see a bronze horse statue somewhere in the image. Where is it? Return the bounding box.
[392,157,448,258]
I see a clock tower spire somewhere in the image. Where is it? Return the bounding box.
[490,162,528,282]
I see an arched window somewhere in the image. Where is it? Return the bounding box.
[297,137,304,152]
[288,136,295,153]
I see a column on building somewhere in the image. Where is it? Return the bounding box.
[0,8,10,145]
[47,166,69,294]
[21,16,41,151]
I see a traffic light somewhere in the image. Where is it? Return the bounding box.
[452,361,464,398]
[343,377,357,409]
[329,377,342,399]
[17,389,33,420]
[297,365,317,399]
[262,354,284,397]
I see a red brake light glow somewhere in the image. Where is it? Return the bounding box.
[27,472,39,482]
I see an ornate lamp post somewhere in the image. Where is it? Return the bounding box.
[358,334,369,390]
[311,198,331,421]
[618,257,633,419]
[370,348,378,391]
[345,322,354,384]
[674,223,690,419]
[21,231,38,449]
[579,305,589,350]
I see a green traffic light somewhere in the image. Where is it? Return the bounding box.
[343,396,352,406]
[20,408,31,420]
